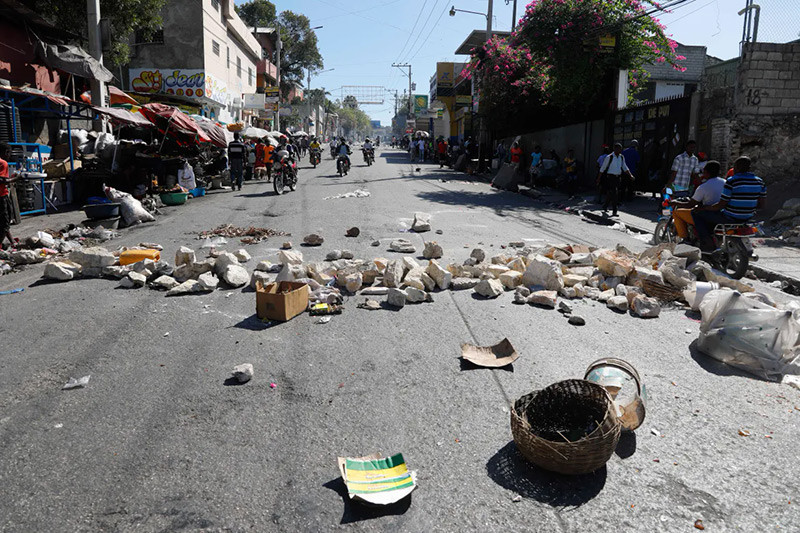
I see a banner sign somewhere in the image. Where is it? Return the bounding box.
[243,93,265,109]
[436,63,454,88]
[413,95,428,114]
[129,68,205,98]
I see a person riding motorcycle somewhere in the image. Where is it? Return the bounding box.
[668,160,725,242]
[337,138,351,164]
[309,137,321,152]
[362,138,374,162]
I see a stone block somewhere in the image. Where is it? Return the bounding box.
[527,290,557,308]
[474,279,504,299]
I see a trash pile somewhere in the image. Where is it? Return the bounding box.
[768,198,800,246]
[196,224,290,244]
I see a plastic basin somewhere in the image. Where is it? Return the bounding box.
[82,202,121,220]
[160,192,189,206]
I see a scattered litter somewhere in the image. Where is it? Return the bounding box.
[461,338,520,368]
[198,224,288,244]
[346,227,360,237]
[694,519,705,530]
[317,316,332,324]
[54,423,63,429]
[62,375,91,390]
[585,358,647,430]
[358,299,382,310]
[270,382,277,389]
[338,453,417,505]
[511,495,522,503]
[0,288,24,295]
[651,428,662,437]
[324,189,371,200]
[232,363,254,383]
[738,429,751,437]
[163,332,170,337]
[201,236,228,249]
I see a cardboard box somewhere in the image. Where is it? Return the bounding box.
[256,281,309,322]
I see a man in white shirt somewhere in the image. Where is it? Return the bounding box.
[669,160,724,240]
[598,143,634,216]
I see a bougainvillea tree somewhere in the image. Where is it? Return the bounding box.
[466,0,686,118]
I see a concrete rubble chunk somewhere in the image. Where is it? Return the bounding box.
[559,287,578,299]
[383,260,406,288]
[598,289,615,302]
[282,242,292,249]
[342,250,355,260]
[573,283,586,298]
[234,249,252,262]
[447,263,467,278]
[507,257,526,272]
[451,277,480,290]
[521,255,564,291]
[625,286,645,305]
[150,275,179,291]
[120,271,147,289]
[474,278,504,298]
[389,238,416,253]
[491,254,512,265]
[672,243,701,263]
[615,284,629,297]
[568,315,586,326]
[232,363,254,383]
[631,295,661,318]
[214,252,240,275]
[222,265,250,287]
[600,276,623,291]
[628,266,664,287]
[595,251,635,277]
[345,272,363,293]
[403,257,421,271]
[198,272,220,291]
[509,241,525,248]
[487,264,510,278]
[420,272,436,291]
[405,286,429,303]
[386,288,407,307]
[43,261,81,281]
[584,287,602,300]
[426,259,452,290]
[278,249,303,265]
[346,227,360,237]
[607,295,629,312]
[499,270,523,289]
[68,247,115,276]
[569,252,593,265]
[250,270,272,289]
[11,249,43,265]
[326,250,343,261]
[361,287,390,296]
[303,234,324,246]
[545,247,571,263]
[256,260,276,272]
[639,242,676,263]
[102,265,131,279]
[402,267,427,290]
[558,300,573,314]
[175,246,196,267]
[661,260,694,289]
[513,286,530,304]
[411,212,432,232]
[563,274,589,287]
[470,248,486,263]
[166,279,202,296]
[528,290,558,308]
[423,241,443,259]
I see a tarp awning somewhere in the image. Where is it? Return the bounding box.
[95,106,153,127]
[140,103,211,143]
[35,41,114,83]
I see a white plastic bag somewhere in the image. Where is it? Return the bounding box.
[177,161,196,190]
[104,186,156,225]
[697,290,800,381]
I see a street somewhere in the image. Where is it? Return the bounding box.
[1,148,799,532]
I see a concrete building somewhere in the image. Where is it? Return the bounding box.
[126,0,259,123]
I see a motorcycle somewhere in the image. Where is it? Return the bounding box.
[272,154,297,195]
[653,188,757,279]
[336,154,351,176]
[362,148,375,166]
[309,148,321,168]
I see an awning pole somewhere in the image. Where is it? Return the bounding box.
[11,100,17,142]
[67,113,75,172]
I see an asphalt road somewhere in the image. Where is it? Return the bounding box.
[1,147,799,532]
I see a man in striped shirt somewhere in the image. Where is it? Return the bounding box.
[692,156,766,251]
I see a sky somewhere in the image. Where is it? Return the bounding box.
[235,0,800,127]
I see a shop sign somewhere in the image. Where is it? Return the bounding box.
[244,93,265,109]
[129,68,206,98]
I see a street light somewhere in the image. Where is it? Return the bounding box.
[450,5,487,20]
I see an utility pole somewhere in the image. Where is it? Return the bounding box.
[274,33,281,132]
[86,0,106,131]
[510,0,518,31]
[392,63,412,116]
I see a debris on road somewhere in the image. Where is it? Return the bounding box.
[303,234,324,246]
[461,338,519,368]
[694,519,705,530]
[324,189,371,200]
[389,238,416,253]
[568,315,586,326]
[338,453,417,505]
[345,227,360,237]
[232,363,254,383]
[316,316,332,324]
[585,358,647,431]
[357,299,382,310]
[256,281,310,322]
[411,212,432,232]
[197,224,289,244]
[62,375,91,390]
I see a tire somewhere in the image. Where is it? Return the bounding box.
[288,171,297,192]
[720,239,749,280]
[273,171,285,195]
[653,218,675,244]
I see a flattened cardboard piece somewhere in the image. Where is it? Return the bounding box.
[461,338,520,368]
[337,453,417,506]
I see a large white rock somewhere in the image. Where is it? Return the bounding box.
[487,264,510,279]
[345,272,363,293]
[278,249,304,265]
[386,288,407,307]
[361,287,390,295]
[628,266,664,286]
[43,261,81,281]
[402,267,426,290]
[222,265,250,287]
[405,287,429,303]
[528,290,558,308]
[451,277,480,290]
[120,271,146,289]
[389,239,416,253]
[420,272,436,291]
[175,246,196,267]
[68,247,115,276]
[607,295,629,312]
[426,259,452,290]
[232,363,254,383]
[102,265,131,279]
[595,251,635,278]
[661,260,694,289]
[474,278,504,298]
[11,249,43,265]
[403,257,421,271]
[166,279,202,296]
[422,241,443,259]
[256,260,279,273]
[411,212,432,232]
[673,243,701,263]
[214,252,240,275]
[521,255,564,291]
[499,270,523,289]
[631,295,661,318]
[150,275,179,290]
[383,260,406,288]
[198,272,220,291]
[234,249,252,262]
[507,257,527,273]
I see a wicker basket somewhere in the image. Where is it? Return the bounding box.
[642,279,684,302]
[511,380,621,475]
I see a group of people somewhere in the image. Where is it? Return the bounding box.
[227,133,324,190]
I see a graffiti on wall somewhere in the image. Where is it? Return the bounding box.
[204,73,229,107]
[129,68,206,98]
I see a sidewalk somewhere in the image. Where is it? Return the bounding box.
[523,186,800,287]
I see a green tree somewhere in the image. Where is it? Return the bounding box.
[28,0,166,66]
[342,95,358,109]
[277,11,324,96]
[234,0,276,27]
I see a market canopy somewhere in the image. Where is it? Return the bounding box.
[95,106,153,127]
[35,41,114,83]
[109,86,138,106]
[243,126,270,139]
[195,119,232,148]
[140,103,211,143]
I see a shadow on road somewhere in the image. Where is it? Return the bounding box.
[232,314,281,331]
[323,477,411,524]
[615,432,637,459]
[486,442,606,507]
[459,357,514,373]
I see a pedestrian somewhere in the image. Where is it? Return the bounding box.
[692,156,766,251]
[598,142,634,216]
[0,143,18,250]
[510,141,523,173]
[667,140,701,197]
[254,138,267,180]
[596,145,611,203]
[495,141,507,166]
[227,132,247,191]
[529,144,543,186]
[621,140,640,201]
[264,140,275,182]
[418,137,425,163]
[437,136,448,168]
[564,148,578,198]
[245,139,256,182]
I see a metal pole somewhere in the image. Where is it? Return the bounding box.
[275,34,281,132]
[86,0,106,131]
[511,0,517,31]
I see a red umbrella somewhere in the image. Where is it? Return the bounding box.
[140,103,212,144]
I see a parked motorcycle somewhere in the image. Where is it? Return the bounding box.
[336,154,350,176]
[362,148,374,166]
[272,154,297,195]
[309,148,321,168]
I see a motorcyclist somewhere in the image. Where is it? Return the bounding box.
[330,138,337,158]
[668,160,724,242]
[337,137,352,167]
[309,137,321,152]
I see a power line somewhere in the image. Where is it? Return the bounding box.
[399,0,444,63]
[407,2,451,61]
[394,4,426,62]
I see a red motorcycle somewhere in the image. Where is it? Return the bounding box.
[272,154,297,195]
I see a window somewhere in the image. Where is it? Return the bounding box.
[248,67,253,85]
[237,56,242,78]
[226,47,230,68]
[211,0,219,10]
[212,40,220,56]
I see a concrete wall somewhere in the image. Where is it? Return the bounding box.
[737,42,800,116]
[128,0,204,70]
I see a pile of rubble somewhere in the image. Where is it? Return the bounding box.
[769,198,800,247]
[196,224,289,244]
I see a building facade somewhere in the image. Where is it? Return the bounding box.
[126,0,259,123]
